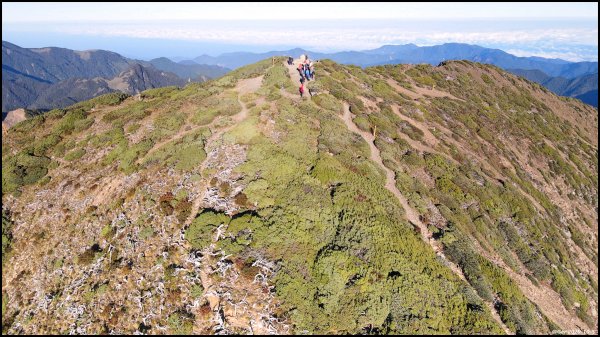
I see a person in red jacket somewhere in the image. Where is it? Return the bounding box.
[299,83,305,97]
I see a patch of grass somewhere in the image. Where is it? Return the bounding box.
[190,284,204,298]
[139,226,154,240]
[143,128,208,172]
[481,73,494,85]
[414,76,436,88]
[51,108,87,136]
[224,116,260,144]
[141,86,180,99]
[64,148,86,161]
[191,107,220,125]
[126,123,141,133]
[150,112,186,141]
[103,101,151,125]
[71,92,129,111]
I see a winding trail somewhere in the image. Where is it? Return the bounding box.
[183,75,262,230]
[471,239,589,332]
[185,76,258,331]
[341,100,589,333]
[141,125,206,163]
[386,78,465,102]
[340,102,512,334]
[391,105,439,147]
[282,58,325,100]
[186,74,282,334]
[285,59,302,86]
[140,76,262,165]
[283,59,587,333]
[341,103,435,245]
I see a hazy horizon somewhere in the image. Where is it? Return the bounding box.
[2,2,598,61]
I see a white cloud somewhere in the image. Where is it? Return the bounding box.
[42,22,597,56]
[3,9,597,60]
[505,49,594,62]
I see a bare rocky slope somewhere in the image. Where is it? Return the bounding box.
[2,57,597,334]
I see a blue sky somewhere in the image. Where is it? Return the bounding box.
[2,2,598,61]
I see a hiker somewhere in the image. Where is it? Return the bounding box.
[304,64,311,81]
[287,56,293,65]
[309,61,315,80]
[299,83,305,97]
[297,62,304,80]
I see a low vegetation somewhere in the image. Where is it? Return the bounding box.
[1,57,596,335]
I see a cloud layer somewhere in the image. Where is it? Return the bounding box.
[3,20,598,61]
[3,18,597,61]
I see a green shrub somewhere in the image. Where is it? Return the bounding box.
[2,152,51,194]
[167,312,194,335]
[141,86,180,99]
[2,210,13,267]
[185,210,230,249]
[72,92,129,110]
[64,148,86,161]
[481,74,493,85]
[102,101,151,125]
[52,109,87,135]
[100,224,115,239]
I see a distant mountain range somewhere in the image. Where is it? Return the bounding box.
[190,43,597,106]
[2,41,596,114]
[28,64,187,110]
[192,43,598,78]
[2,41,229,113]
[507,69,598,107]
[148,57,229,81]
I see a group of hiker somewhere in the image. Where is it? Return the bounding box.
[290,54,315,98]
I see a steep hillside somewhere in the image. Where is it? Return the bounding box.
[2,57,597,335]
[190,43,597,108]
[2,41,133,83]
[576,90,598,108]
[509,69,598,107]
[24,64,185,111]
[2,41,228,112]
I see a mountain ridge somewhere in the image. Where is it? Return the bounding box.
[2,57,597,335]
[2,41,228,113]
[187,42,597,107]
[190,43,597,78]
